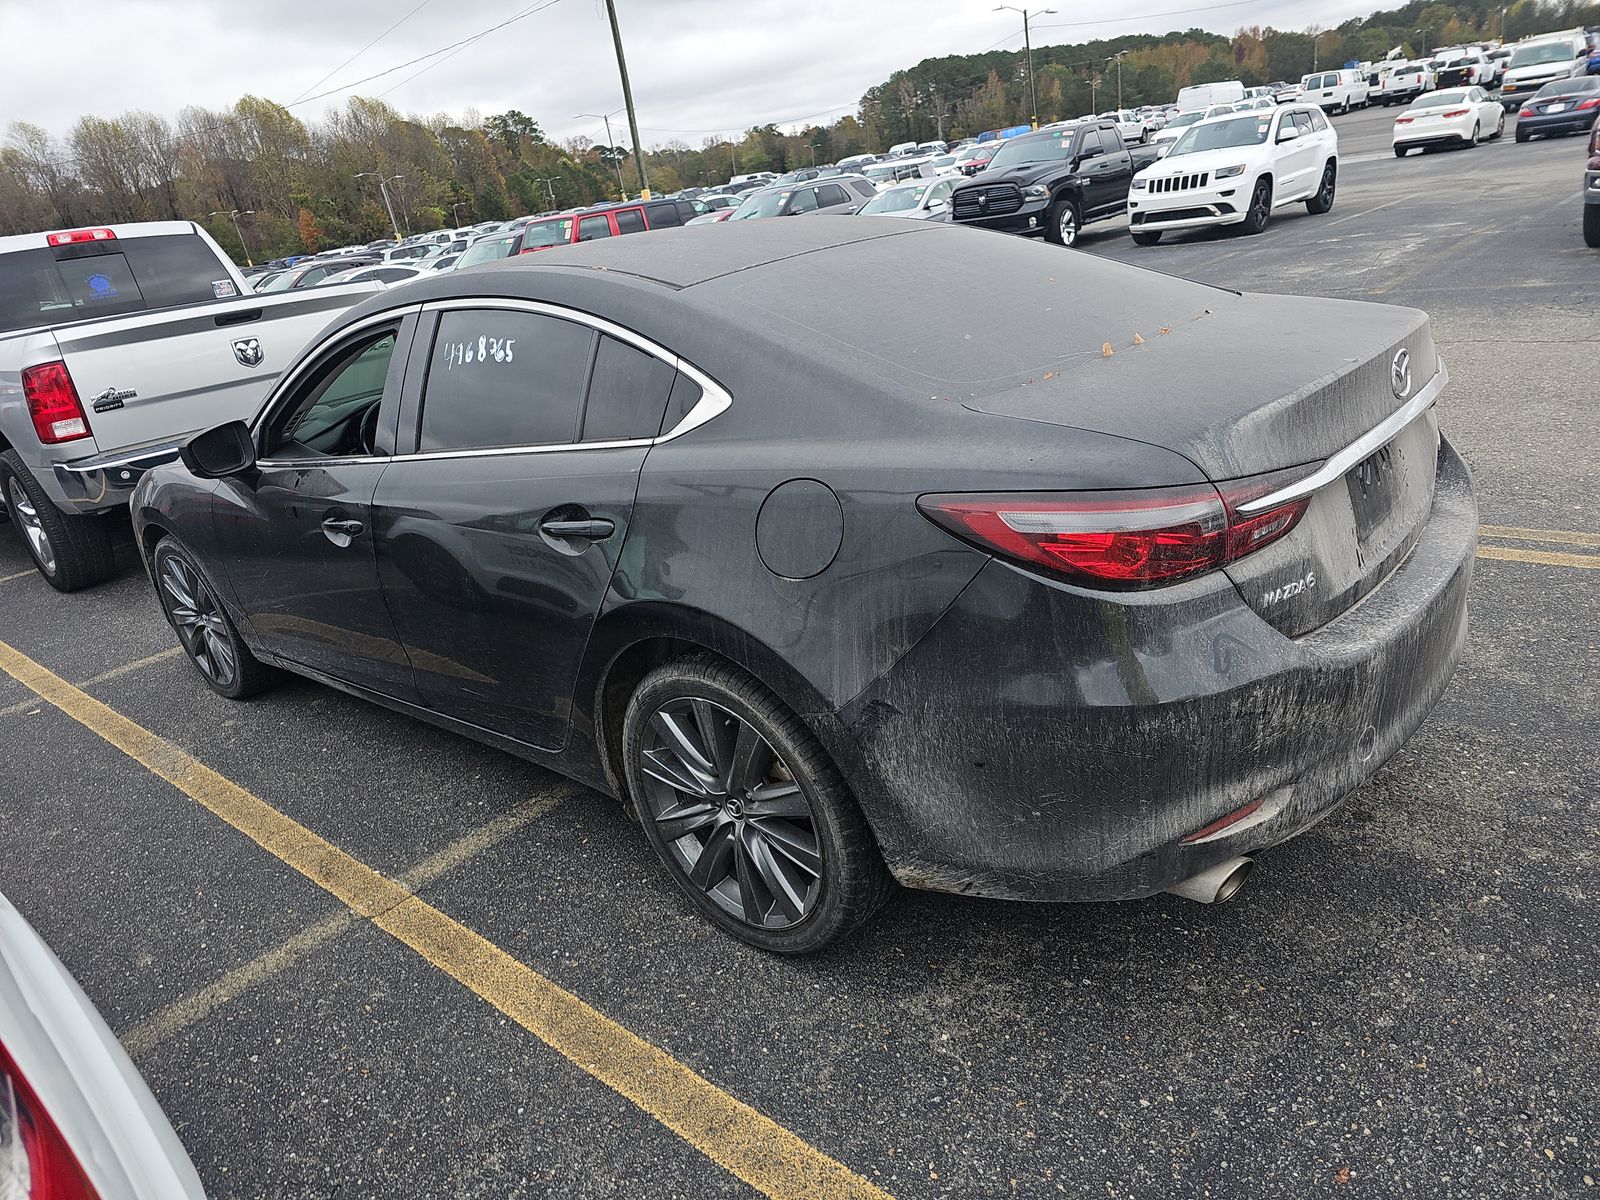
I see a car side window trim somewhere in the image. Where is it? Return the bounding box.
[378,296,730,463]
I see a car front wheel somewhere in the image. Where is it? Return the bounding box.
[1240,178,1272,235]
[152,537,279,699]
[623,653,891,953]
[1044,197,1081,247]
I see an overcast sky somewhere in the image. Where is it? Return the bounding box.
[1,0,1380,145]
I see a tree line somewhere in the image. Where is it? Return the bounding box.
[2,0,1594,261]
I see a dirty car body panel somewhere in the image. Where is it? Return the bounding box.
[132,218,1475,911]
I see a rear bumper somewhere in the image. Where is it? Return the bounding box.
[1515,110,1600,136]
[838,435,1477,902]
[51,442,184,511]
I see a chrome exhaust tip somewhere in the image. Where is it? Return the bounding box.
[1165,856,1254,904]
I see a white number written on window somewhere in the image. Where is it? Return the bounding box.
[441,336,516,369]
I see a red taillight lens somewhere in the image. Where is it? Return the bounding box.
[21,362,91,444]
[0,1041,102,1200]
[1441,109,1470,119]
[918,475,1310,591]
[1519,107,1534,118]
[1578,97,1600,110]
[44,229,115,246]
[1395,117,1414,124]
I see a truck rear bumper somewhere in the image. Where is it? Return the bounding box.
[52,443,184,511]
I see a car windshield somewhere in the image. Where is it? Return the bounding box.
[520,218,572,248]
[455,237,518,268]
[1165,112,1204,129]
[254,271,299,292]
[1409,90,1470,109]
[1536,76,1600,96]
[731,189,790,219]
[1511,41,1577,67]
[859,184,929,214]
[1167,114,1272,156]
[984,132,1075,171]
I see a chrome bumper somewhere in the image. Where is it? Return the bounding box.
[53,443,184,509]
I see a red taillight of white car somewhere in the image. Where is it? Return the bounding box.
[0,1041,102,1200]
[1395,116,1414,124]
[1440,109,1471,119]
[20,362,91,445]
[918,471,1311,590]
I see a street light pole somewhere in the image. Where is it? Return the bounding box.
[995,6,1056,129]
[355,172,402,240]
[451,201,466,225]
[532,177,559,209]
[602,0,651,200]
[209,209,255,267]
[1108,49,1129,110]
[576,110,627,199]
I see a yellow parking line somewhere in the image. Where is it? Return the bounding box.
[0,638,892,1200]
[1475,545,1600,570]
[1479,524,1600,550]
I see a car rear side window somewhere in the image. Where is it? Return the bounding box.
[816,184,850,207]
[581,336,676,442]
[615,208,647,235]
[0,234,235,335]
[419,309,595,451]
[578,216,613,241]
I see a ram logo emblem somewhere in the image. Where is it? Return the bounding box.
[232,337,264,368]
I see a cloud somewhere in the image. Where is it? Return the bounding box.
[1,0,1380,143]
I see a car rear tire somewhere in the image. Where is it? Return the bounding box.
[1240,178,1272,235]
[151,536,279,699]
[1493,113,1505,139]
[623,653,892,954]
[1305,161,1337,214]
[1393,145,1409,157]
[1044,198,1081,247]
[1130,229,1162,245]
[0,449,116,592]
[1585,204,1600,249]
[1467,122,1480,148]
[1514,127,1529,143]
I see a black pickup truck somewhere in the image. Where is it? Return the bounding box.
[951,121,1164,246]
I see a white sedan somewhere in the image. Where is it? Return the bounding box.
[855,177,958,221]
[1392,87,1505,155]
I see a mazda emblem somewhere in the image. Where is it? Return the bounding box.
[1391,348,1411,400]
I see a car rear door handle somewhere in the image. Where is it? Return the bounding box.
[539,518,615,541]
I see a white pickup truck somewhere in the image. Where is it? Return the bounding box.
[0,221,377,590]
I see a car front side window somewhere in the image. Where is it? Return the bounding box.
[264,329,399,460]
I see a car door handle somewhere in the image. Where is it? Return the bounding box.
[539,518,615,541]
[321,517,364,544]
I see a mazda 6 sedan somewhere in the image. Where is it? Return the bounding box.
[131,219,1476,953]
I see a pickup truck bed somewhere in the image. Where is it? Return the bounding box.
[0,221,377,590]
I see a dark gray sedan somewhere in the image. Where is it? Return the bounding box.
[130,220,1475,952]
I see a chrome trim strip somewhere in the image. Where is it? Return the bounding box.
[1235,362,1448,515]
[254,297,732,468]
[59,442,182,475]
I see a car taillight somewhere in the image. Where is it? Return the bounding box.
[1395,116,1414,124]
[1441,109,1470,119]
[44,229,115,246]
[1578,97,1600,110]
[0,1041,102,1199]
[1519,107,1534,117]
[21,362,91,444]
[917,471,1310,591]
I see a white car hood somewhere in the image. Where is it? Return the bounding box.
[1138,144,1268,180]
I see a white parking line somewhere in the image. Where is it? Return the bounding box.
[1326,196,1409,226]
[0,569,35,584]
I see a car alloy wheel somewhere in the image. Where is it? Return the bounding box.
[637,697,823,930]
[157,552,237,688]
[1243,179,1272,234]
[4,476,55,577]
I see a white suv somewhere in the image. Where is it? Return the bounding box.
[1126,104,1339,244]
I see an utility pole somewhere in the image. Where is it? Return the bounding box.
[355,172,403,240]
[532,177,559,209]
[995,6,1056,129]
[603,0,650,199]
[209,209,254,267]
[576,110,627,199]
[1088,74,1100,113]
[1107,50,1129,110]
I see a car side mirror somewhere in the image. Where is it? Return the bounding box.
[181,421,256,479]
[1076,146,1101,162]
[1277,126,1302,142]
[929,198,950,212]
[1155,144,1171,158]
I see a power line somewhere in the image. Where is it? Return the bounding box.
[289,0,436,104]
[1033,0,1265,33]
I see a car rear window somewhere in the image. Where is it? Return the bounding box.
[0,233,234,335]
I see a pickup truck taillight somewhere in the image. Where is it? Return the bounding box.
[21,362,92,444]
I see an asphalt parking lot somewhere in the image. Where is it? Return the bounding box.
[1,102,1596,1199]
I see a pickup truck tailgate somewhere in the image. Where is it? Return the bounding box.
[54,284,377,451]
